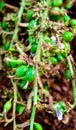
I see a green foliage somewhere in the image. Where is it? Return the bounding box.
[16,104,25,114]
[9,57,17,68]
[63,15,70,26]
[63,42,71,52]
[34,123,43,130]
[19,80,27,89]
[28,35,36,44]
[15,65,28,77]
[25,67,36,82]
[65,2,73,10]
[57,53,64,61]
[4,43,10,50]
[70,19,76,26]
[62,31,74,42]
[31,44,37,53]
[0,1,5,9]
[50,56,58,65]
[4,100,12,112]
[52,0,63,7]
[65,69,71,80]
[1,21,9,31]
[16,60,23,66]
[26,10,34,20]
[53,101,66,115]
[28,20,38,29]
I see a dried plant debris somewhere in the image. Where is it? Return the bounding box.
[0,0,76,130]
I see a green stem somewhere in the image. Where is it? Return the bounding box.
[36,9,48,60]
[33,75,38,105]
[67,56,76,104]
[36,33,43,62]
[11,79,17,130]
[10,0,25,47]
[29,72,37,130]
[29,106,36,130]
[41,9,48,30]
[29,33,43,130]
